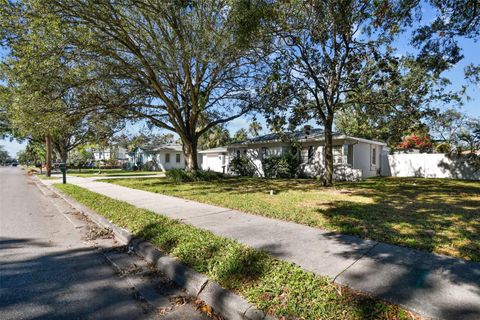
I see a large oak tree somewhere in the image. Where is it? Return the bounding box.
[40,0,269,170]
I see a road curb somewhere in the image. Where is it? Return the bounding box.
[35,178,274,320]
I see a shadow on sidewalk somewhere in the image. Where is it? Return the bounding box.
[319,232,480,320]
[0,237,150,320]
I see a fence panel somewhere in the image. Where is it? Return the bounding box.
[382,153,480,180]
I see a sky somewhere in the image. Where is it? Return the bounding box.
[1,4,479,157]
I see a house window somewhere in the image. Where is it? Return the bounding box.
[261,147,269,159]
[333,146,344,164]
[347,145,354,166]
[165,153,170,163]
[371,147,377,165]
[243,149,247,156]
[176,154,181,163]
[236,150,241,157]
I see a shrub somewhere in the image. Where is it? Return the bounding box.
[166,168,189,182]
[189,169,224,181]
[262,153,300,178]
[229,155,256,176]
[396,134,432,152]
[144,160,159,171]
[166,169,223,182]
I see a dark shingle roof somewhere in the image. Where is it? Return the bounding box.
[230,128,337,145]
[134,144,183,153]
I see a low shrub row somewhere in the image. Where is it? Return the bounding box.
[229,153,301,178]
[55,183,413,320]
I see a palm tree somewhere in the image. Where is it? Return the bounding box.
[233,128,249,143]
[248,120,262,137]
[199,125,230,149]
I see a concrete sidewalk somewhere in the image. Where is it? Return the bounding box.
[45,176,480,320]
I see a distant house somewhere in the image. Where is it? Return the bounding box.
[215,128,386,180]
[127,144,185,171]
[92,146,128,164]
[199,147,229,173]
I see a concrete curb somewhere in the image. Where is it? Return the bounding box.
[36,178,274,320]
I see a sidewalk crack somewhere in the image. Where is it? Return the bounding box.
[332,242,379,283]
[196,279,209,298]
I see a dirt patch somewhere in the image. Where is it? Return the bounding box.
[84,225,114,241]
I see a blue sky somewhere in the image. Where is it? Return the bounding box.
[1,4,479,157]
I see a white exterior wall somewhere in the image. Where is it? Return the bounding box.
[300,144,324,177]
[383,153,480,180]
[157,151,185,171]
[228,140,372,180]
[229,143,287,176]
[301,142,363,180]
[352,142,381,178]
[129,149,185,171]
[201,153,229,173]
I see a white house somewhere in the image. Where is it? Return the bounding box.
[128,144,185,171]
[225,128,386,180]
[199,147,230,173]
[92,146,128,163]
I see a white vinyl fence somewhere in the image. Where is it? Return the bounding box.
[381,153,480,180]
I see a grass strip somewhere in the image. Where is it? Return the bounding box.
[55,183,415,320]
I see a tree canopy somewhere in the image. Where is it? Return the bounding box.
[0,0,477,180]
[23,0,272,170]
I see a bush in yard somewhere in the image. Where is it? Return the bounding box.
[189,169,224,181]
[166,168,189,182]
[144,160,159,171]
[262,153,300,178]
[396,134,433,152]
[166,169,223,182]
[229,155,256,176]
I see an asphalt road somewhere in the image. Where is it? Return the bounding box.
[0,167,211,320]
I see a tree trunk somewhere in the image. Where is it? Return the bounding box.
[323,119,334,186]
[45,135,52,177]
[182,137,199,171]
[60,148,68,165]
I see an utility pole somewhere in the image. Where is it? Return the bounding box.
[45,135,52,177]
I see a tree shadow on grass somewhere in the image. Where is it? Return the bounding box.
[319,179,480,262]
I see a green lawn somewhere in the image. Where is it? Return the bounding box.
[107,176,480,262]
[67,168,163,177]
[55,183,414,320]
